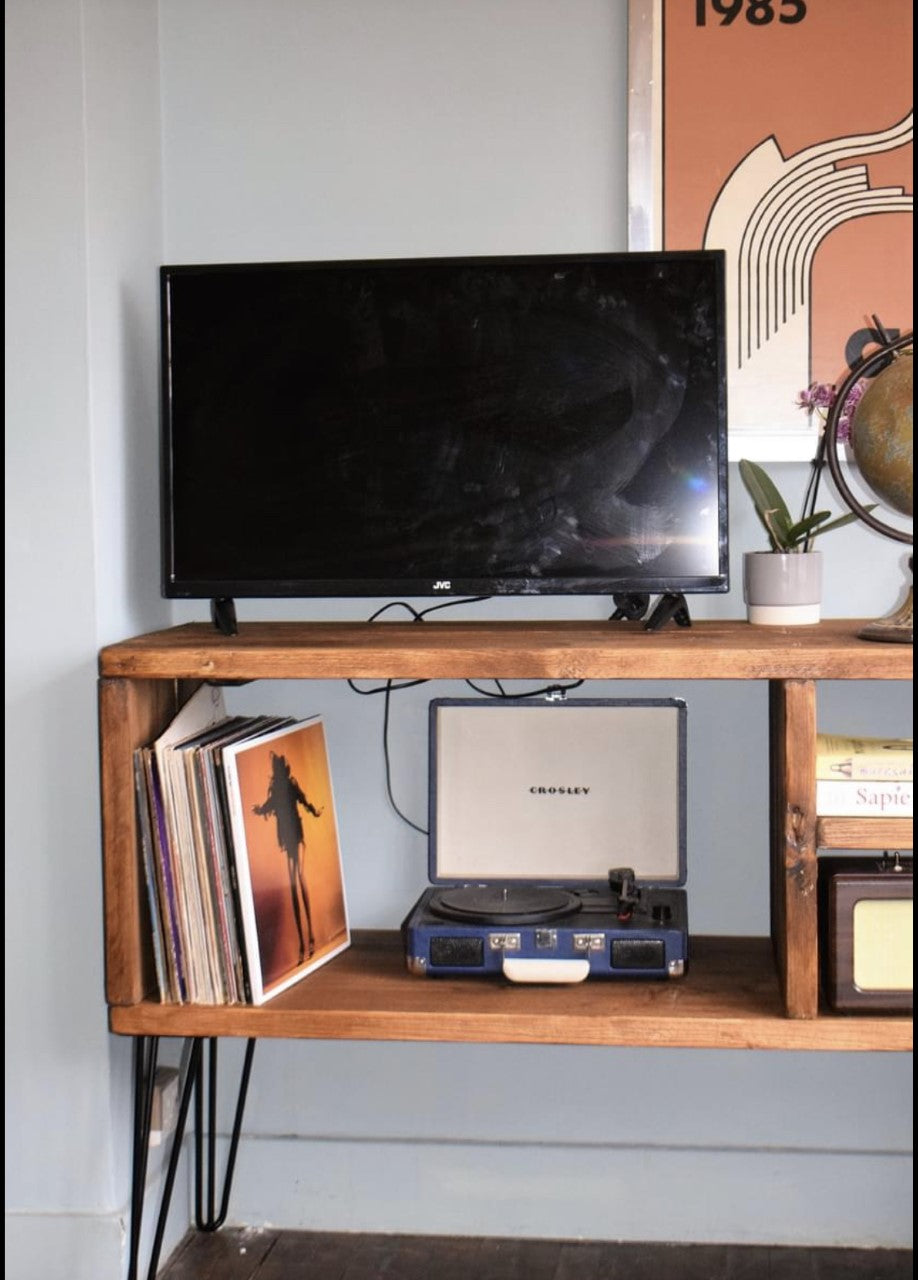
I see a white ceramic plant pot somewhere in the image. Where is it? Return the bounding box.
[743,550,822,625]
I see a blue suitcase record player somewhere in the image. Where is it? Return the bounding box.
[402,696,689,984]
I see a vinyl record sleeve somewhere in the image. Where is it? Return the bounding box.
[222,716,350,1003]
[428,698,686,888]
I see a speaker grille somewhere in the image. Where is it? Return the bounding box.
[611,938,665,969]
[430,936,485,967]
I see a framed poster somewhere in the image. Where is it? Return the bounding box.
[629,0,913,459]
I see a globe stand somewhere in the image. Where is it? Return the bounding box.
[824,333,913,646]
[857,557,912,644]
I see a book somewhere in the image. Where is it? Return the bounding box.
[815,734,913,782]
[221,716,350,1004]
[816,778,913,818]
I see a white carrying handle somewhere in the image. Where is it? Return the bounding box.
[501,957,590,985]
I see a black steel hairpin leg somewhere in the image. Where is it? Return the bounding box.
[194,1037,257,1231]
[128,1036,159,1280]
[128,1035,201,1280]
[127,1036,255,1278]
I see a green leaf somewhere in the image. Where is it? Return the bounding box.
[784,511,833,547]
[739,460,793,527]
[739,459,876,552]
[739,459,797,550]
[762,507,794,550]
[804,506,877,539]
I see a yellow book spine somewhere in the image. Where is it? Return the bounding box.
[815,734,913,781]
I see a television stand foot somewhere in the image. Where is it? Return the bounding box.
[210,597,238,636]
[608,593,651,622]
[644,594,691,632]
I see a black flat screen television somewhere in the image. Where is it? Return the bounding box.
[160,251,729,607]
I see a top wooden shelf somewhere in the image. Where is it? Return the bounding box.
[99,618,913,683]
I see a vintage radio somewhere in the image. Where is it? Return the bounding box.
[818,854,913,1013]
[402,696,688,984]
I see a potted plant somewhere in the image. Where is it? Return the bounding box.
[739,454,872,626]
[738,376,878,626]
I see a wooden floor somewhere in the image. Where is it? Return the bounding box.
[157,1228,913,1279]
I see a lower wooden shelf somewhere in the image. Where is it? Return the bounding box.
[817,816,913,850]
[108,932,912,1052]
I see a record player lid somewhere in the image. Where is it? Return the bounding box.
[428,697,687,887]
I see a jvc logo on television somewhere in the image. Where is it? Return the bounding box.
[432,580,451,590]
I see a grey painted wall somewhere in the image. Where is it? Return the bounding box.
[4,3,912,1278]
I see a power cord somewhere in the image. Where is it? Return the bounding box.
[346,598,586,834]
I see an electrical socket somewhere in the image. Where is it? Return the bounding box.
[149,1066,180,1147]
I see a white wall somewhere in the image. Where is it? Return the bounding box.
[5,2,174,1277]
[159,0,621,262]
[4,3,912,1278]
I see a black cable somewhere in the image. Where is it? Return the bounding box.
[366,596,491,623]
[381,679,428,835]
[350,596,492,833]
[347,677,428,696]
[463,678,585,699]
[465,677,509,698]
[414,595,491,619]
[366,601,424,622]
[348,597,585,833]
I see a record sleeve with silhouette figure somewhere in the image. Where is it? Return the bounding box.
[222,716,350,1003]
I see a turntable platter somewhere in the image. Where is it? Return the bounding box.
[430,885,582,924]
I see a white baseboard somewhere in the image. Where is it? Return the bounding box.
[4,1203,188,1280]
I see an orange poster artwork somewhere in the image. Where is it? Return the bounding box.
[629,0,913,455]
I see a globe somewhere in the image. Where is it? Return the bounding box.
[849,351,913,518]
[825,333,913,643]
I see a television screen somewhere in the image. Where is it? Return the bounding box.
[160,251,728,603]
